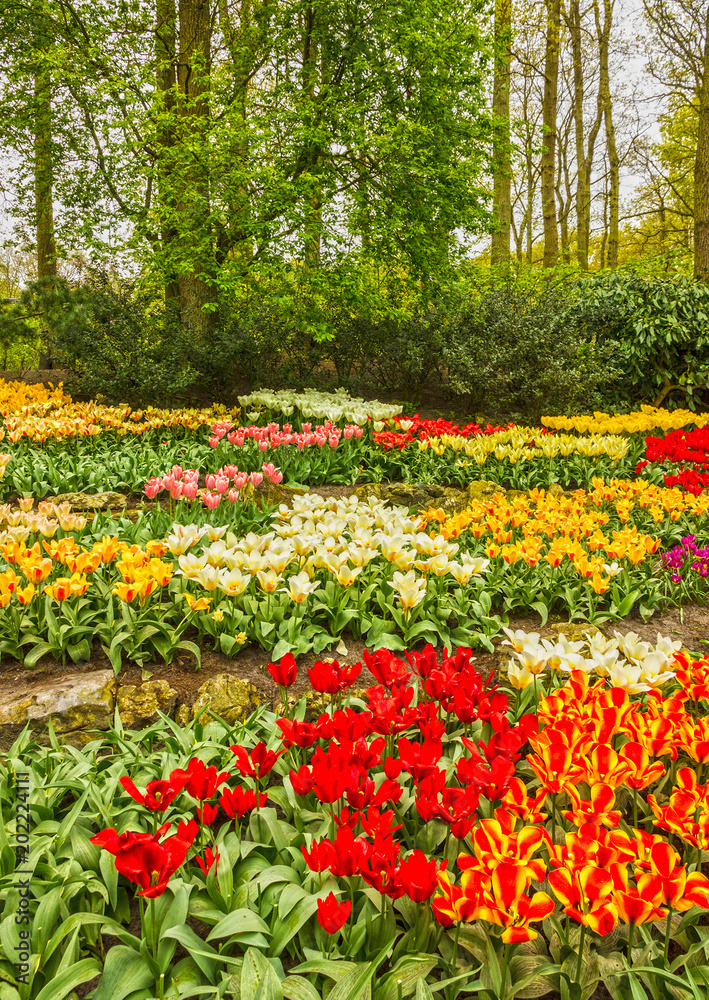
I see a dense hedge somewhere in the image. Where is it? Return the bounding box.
[4,268,709,420]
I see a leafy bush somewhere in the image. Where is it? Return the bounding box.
[51,272,194,405]
[440,285,619,422]
[568,272,709,409]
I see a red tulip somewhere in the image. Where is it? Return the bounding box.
[268,653,297,687]
[276,718,319,749]
[105,819,198,898]
[396,850,444,902]
[231,741,284,779]
[219,786,267,818]
[196,846,220,875]
[184,757,230,801]
[120,769,189,812]
[316,892,352,933]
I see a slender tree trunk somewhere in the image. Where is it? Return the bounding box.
[156,0,180,311]
[177,0,213,337]
[302,5,323,268]
[695,7,709,280]
[595,0,618,269]
[34,60,57,368]
[541,0,561,267]
[566,0,602,270]
[491,0,512,266]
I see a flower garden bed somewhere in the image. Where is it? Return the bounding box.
[3,384,709,999]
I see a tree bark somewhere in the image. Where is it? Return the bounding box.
[541,0,560,267]
[566,0,603,270]
[695,7,709,280]
[177,0,214,337]
[491,0,512,266]
[595,0,618,269]
[302,5,323,269]
[156,0,180,311]
[34,56,57,368]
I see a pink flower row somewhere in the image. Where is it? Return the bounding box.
[208,420,364,451]
[143,462,283,504]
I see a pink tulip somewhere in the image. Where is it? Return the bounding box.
[302,422,311,433]
[223,465,239,479]
[205,473,217,490]
[261,462,276,478]
[328,435,339,448]
[144,481,162,499]
[283,424,292,434]
[228,489,240,503]
[269,471,283,485]
[209,436,220,448]
[162,473,176,490]
[170,482,183,500]
[182,481,199,500]
[172,465,184,479]
[227,432,239,445]
[258,440,269,452]
[234,472,248,489]
[250,472,263,487]
[315,435,327,447]
[184,469,199,482]
[215,475,230,495]
[203,492,221,509]
[354,427,363,439]
[344,426,354,439]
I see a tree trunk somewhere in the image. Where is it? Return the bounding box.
[156,0,180,311]
[302,5,323,269]
[34,61,57,368]
[566,0,602,270]
[595,0,618,269]
[695,7,709,280]
[541,0,560,267]
[491,0,512,266]
[177,0,213,337]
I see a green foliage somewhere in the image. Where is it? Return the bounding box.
[439,284,620,422]
[569,271,709,408]
[1,273,195,404]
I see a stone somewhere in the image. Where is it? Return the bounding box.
[190,674,261,724]
[175,704,190,727]
[545,622,602,644]
[51,491,128,511]
[0,670,116,750]
[355,482,468,513]
[118,680,178,729]
[466,480,507,501]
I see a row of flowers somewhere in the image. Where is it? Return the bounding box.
[0,479,706,668]
[542,404,709,435]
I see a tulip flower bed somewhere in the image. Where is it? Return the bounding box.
[5,638,709,999]
[1,478,708,672]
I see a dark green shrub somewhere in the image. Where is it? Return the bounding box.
[567,272,709,410]
[440,285,620,422]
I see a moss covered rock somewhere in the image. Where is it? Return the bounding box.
[190,674,261,724]
[355,482,469,512]
[0,670,116,749]
[118,680,178,729]
[52,491,128,511]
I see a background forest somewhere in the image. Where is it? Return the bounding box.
[0,0,707,420]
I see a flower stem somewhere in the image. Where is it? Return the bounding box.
[575,923,586,985]
[501,942,511,998]
[664,908,673,966]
